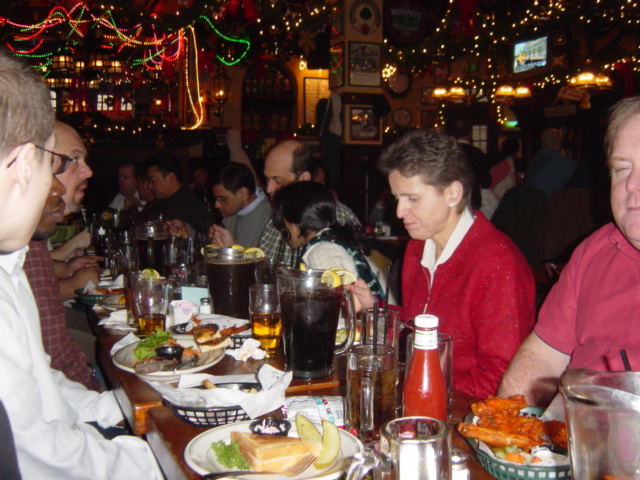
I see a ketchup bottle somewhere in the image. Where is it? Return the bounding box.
[403,314,447,421]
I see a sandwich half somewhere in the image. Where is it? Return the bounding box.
[230,431,322,473]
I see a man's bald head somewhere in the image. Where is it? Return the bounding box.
[263,140,317,198]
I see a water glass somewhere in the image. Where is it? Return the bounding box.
[248,284,282,357]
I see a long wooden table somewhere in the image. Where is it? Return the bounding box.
[97,331,495,480]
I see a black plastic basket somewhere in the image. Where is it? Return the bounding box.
[164,382,260,427]
[168,402,250,427]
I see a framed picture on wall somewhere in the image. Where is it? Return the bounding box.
[303,77,330,125]
[348,41,381,87]
[345,105,382,144]
[329,42,344,89]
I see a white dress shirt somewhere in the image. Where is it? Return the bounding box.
[0,248,162,480]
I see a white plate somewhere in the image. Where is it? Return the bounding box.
[112,334,226,382]
[184,420,363,479]
[97,295,126,311]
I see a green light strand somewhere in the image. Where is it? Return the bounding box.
[66,6,86,39]
[199,15,250,66]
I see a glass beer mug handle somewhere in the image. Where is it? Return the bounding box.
[336,289,356,355]
[346,451,386,480]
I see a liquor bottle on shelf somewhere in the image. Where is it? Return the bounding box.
[403,314,447,421]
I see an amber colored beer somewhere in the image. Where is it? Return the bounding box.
[347,365,397,443]
[138,313,165,335]
[250,312,282,356]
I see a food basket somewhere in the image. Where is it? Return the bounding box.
[164,382,260,427]
[464,407,571,480]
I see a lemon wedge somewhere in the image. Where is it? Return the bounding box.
[328,266,343,272]
[244,247,266,258]
[299,263,307,271]
[333,269,357,285]
[320,269,341,287]
[231,244,245,252]
[140,268,161,280]
[314,419,341,469]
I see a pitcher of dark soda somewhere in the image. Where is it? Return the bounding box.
[276,266,356,380]
[203,245,258,318]
[134,221,171,276]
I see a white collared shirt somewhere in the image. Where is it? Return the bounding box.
[238,187,266,216]
[0,248,162,479]
[421,207,476,279]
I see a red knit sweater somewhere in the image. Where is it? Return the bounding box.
[402,213,535,398]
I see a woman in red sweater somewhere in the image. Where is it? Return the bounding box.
[350,130,535,398]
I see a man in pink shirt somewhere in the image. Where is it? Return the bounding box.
[498,96,640,407]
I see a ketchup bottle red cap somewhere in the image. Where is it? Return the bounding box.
[415,314,438,329]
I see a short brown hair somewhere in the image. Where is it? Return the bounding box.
[605,96,640,166]
[0,49,54,159]
[378,129,474,212]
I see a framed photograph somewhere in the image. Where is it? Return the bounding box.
[345,105,382,144]
[329,42,344,89]
[420,108,437,129]
[348,41,381,87]
[303,77,330,125]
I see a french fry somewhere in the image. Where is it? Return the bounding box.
[203,380,217,389]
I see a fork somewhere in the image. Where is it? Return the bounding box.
[202,453,316,479]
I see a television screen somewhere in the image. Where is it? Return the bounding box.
[513,36,548,74]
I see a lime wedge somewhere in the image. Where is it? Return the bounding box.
[140,268,161,280]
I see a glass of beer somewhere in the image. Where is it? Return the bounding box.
[134,278,170,335]
[345,344,397,445]
[248,284,282,357]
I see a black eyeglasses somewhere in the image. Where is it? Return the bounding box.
[35,145,77,175]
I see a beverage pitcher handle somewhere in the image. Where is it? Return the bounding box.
[336,289,356,355]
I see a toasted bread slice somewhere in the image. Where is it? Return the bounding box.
[230,431,321,472]
[192,324,231,352]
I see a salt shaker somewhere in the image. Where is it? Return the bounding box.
[199,297,212,314]
[451,450,469,480]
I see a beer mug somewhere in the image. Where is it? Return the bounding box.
[560,369,640,480]
[203,245,259,319]
[276,266,356,380]
[346,417,451,480]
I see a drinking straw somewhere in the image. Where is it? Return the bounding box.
[384,264,391,345]
[620,349,632,371]
[117,249,133,278]
[373,298,379,356]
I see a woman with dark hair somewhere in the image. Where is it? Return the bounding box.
[273,181,385,299]
[349,129,535,398]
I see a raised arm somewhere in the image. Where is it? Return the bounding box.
[497,332,571,407]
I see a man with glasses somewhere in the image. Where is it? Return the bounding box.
[0,50,161,479]
[210,162,271,248]
[108,160,146,211]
